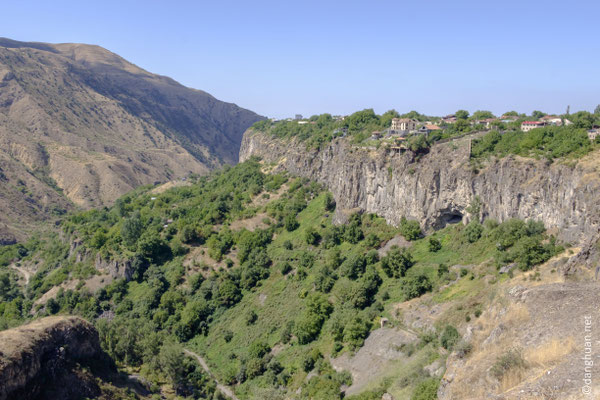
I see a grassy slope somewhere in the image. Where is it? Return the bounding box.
[0,160,563,400]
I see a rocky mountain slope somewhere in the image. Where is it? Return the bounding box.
[0,316,133,400]
[0,38,263,242]
[240,129,600,245]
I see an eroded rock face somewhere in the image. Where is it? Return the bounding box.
[94,253,135,281]
[240,130,600,244]
[0,316,108,400]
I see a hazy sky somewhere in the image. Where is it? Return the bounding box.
[3,0,599,118]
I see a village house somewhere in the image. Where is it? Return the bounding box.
[391,118,418,131]
[500,115,519,123]
[441,114,457,123]
[481,118,498,129]
[521,121,546,132]
[371,131,382,139]
[540,115,572,126]
[424,124,441,131]
[588,128,600,142]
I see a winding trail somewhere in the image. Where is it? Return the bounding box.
[183,348,240,400]
[9,264,31,285]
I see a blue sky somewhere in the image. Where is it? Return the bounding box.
[2,0,599,118]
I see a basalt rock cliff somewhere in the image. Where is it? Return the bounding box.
[240,129,600,246]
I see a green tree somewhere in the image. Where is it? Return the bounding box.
[343,316,371,350]
[456,110,469,120]
[428,237,441,252]
[471,110,495,120]
[531,110,546,119]
[344,213,364,244]
[121,211,143,247]
[400,217,422,241]
[304,227,321,246]
[324,192,336,211]
[411,378,440,400]
[437,263,449,277]
[464,220,483,243]
[284,214,299,231]
[404,274,432,299]
[440,325,460,350]
[137,231,171,263]
[381,246,414,278]
[340,254,366,280]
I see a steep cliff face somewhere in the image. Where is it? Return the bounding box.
[240,129,600,244]
[0,316,110,400]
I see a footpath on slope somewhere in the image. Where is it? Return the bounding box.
[184,348,240,400]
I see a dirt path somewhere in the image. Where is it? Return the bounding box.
[9,264,31,285]
[183,349,240,400]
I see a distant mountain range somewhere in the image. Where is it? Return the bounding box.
[0,38,263,243]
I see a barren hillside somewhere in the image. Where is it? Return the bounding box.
[0,38,263,242]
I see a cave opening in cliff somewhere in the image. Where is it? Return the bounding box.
[437,211,464,228]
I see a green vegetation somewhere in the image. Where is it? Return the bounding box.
[0,158,566,399]
[472,125,596,161]
[252,109,434,149]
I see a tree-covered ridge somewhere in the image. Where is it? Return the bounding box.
[471,125,597,161]
[252,109,433,149]
[0,161,564,399]
[253,108,600,160]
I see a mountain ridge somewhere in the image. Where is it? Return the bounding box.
[0,38,264,242]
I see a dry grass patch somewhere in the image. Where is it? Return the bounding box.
[524,337,575,368]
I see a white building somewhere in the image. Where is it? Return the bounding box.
[521,121,546,132]
[391,118,418,131]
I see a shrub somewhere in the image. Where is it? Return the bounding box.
[340,254,366,280]
[428,237,441,252]
[304,227,321,246]
[381,246,414,278]
[245,310,258,325]
[403,274,432,300]
[411,378,440,400]
[344,214,364,244]
[121,211,143,247]
[454,340,472,358]
[284,214,299,231]
[364,233,380,248]
[283,240,293,250]
[364,249,379,265]
[302,349,323,372]
[321,226,342,248]
[491,348,526,380]
[280,262,292,275]
[324,192,336,211]
[400,217,421,241]
[437,263,449,277]
[464,220,483,243]
[180,225,198,243]
[343,316,371,350]
[440,325,460,351]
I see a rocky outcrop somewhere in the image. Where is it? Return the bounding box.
[240,129,600,245]
[0,316,109,400]
[94,253,135,281]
